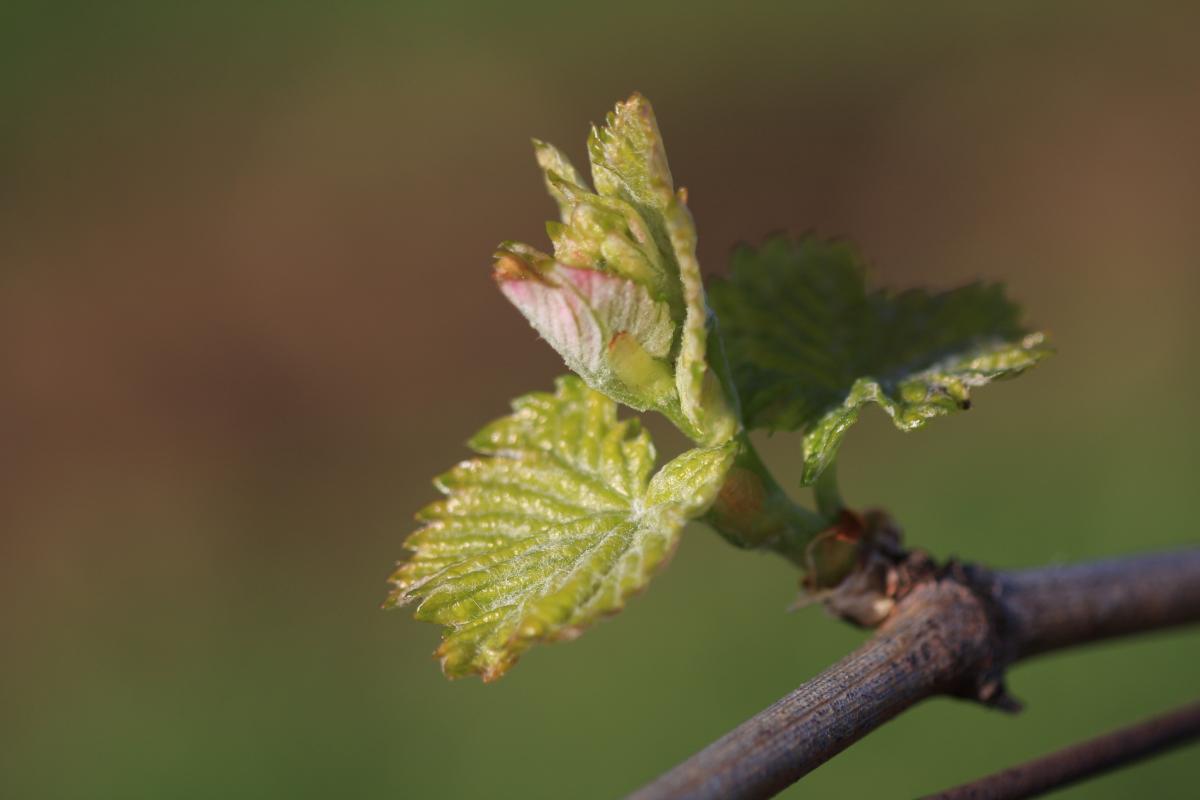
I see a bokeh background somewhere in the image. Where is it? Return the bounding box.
[4,2,1199,798]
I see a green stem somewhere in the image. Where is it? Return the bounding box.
[703,431,828,565]
[813,459,844,517]
[699,318,832,566]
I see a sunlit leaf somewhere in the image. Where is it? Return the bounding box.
[387,376,736,680]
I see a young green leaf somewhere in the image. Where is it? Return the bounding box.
[387,376,736,681]
[495,93,736,445]
[709,237,1052,484]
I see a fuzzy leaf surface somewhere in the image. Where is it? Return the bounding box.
[387,376,735,680]
[709,237,1052,483]
[496,94,736,445]
[587,94,718,435]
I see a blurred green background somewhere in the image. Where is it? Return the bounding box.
[3,2,1199,798]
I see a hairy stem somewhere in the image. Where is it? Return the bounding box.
[703,431,827,561]
[629,547,1200,800]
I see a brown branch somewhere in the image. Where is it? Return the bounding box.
[920,699,1200,800]
[628,548,1200,800]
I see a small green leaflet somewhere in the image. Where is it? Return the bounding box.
[709,237,1052,484]
[387,376,736,681]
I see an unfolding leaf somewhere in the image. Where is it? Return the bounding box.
[532,139,589,221]
[587,94,674,220]
[586,95,719,437]
[709,236,1052,484]
[543,175,676,306]
[387,376,736,681]
[496,94,736,445]
[494,243,677,414]
[663,195,718,435]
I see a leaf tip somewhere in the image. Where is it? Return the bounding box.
[492,249,546,284]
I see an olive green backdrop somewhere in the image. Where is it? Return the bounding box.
[3,2,1199,797]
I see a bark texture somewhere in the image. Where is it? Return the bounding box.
[629,548,1200,800]
[921,700,1200,800]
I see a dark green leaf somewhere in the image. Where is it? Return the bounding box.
[709,237,1052,483]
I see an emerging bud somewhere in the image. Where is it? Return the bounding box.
[495,94,738,445]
